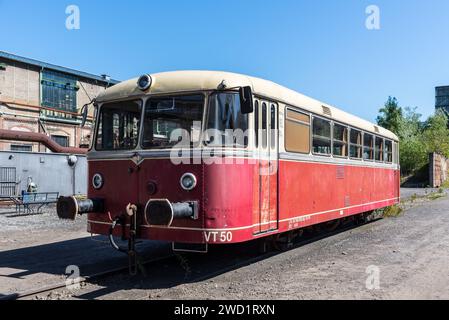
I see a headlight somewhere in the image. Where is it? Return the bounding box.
[92,173,104,190]
[137,74,152,91]
[180,173,197,191]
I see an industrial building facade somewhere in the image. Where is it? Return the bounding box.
[436,86,449,116]
[0,51,118,152]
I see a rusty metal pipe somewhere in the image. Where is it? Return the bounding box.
[0,129,87,154]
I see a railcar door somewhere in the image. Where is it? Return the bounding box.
[253,99,279,234]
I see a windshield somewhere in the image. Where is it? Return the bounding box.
[95,100,141,151]
[142,95,204,149]
[205,92,248,147]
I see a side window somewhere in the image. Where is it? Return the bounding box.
[271,105,276,150]
[363,133,374,160]
[333,123,348,157]
[385,140,393,163]
[375,137,384,162]
[393,141,399,164]
[313,117,331,155]
[350,129,362,159]
[285,108,310,154]
[254,101,259,148]
[262,103,267,149]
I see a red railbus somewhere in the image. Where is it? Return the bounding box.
[58,71,400,255]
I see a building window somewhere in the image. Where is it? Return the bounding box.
[285,108,310,154]
[10,144,32,152]
[333,123,348,157]
[51,135,69,147]
[312,117,331,155]
[41,69,78,113]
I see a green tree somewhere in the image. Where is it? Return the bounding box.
[376,96,403,136]
[398,107,427,175]
[421,110,449,158]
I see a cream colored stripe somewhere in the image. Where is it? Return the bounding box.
[88,197,399,232]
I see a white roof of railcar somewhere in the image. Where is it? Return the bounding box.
[97,71,398,141]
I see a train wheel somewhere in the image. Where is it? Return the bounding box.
[322,220,341,232]
[272,231,299,251]
[258,238,271,254]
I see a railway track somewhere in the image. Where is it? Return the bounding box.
[0,253,176,301]
[2,217,377,300]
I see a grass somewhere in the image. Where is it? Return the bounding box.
[382,205,404,218]
[427,191,446,201]
[384,188,447,219]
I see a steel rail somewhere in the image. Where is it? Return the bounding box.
[0,254,176,301]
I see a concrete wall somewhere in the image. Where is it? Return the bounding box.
[429,153,449,188]
[0,151,87,196]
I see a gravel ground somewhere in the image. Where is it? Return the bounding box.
[0,205,169,297]
[0,191,449,300]
[400,188,439,200]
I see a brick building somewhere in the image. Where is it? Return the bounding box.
[0,51,118,152]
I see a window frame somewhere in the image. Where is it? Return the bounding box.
[374,136,384,162]
[363,132,375,161]
[144,93,206,150]
[94,99,143,152]
[384,139,393,164]
[332,121,349,158]
[270,104,277,151]
[261,102,268,149]
[254,100,259,149]
[284,106,311,154]
[203,91,249,149]
[312,116,332,157]
[40,69,78,114]
[349,128,363,160]
[10,144,33,152]
[51,135,70,148]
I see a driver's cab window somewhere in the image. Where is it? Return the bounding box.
[142,95,204,149]
[95,100,141,151]
[205,92,249,148]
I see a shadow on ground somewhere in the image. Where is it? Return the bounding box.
[1,220,372,300]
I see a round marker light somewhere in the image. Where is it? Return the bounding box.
[92,173,104,190]
[137,74,152,91]
[180,173,197,191]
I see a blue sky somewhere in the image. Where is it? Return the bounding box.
[1,0,448,122]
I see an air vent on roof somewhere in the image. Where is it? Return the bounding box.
[374,126,380,133]
[322,105,332,117]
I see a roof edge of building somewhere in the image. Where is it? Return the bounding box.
[0,50,119,85]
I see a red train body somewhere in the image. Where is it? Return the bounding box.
[58,71,400,252]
